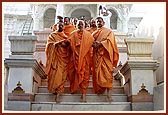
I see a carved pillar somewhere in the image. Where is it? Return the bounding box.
[4,36,46,111]
[31,5,43,31]
[121,38,159,111]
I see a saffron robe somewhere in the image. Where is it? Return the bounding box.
[63,24,76,36]
[45,31,70,94]
[87,27,97,34]
[67,29,94,94]
[92,27,119,94]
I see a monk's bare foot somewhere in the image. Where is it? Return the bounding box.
[106,88,113,102]
[97,92,101,96]
[107,95,113,102]
[55,94,60,103]
[80,94,87,103]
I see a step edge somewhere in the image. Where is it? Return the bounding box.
[31,101,131,105]
[38,86,123,88]
[34,93,127,96]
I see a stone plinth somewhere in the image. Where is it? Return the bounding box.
[121,60,159,96]
[5,58,45,94]
[120,59,159,111]
[124,38,154,60]
[121,37,159,111]
[8,36,37,55]
[4,35,46,111]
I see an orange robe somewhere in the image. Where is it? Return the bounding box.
[86,27,97,66]
[92,27,119,94]
[63,24,76,36]
[51,24,57,32]
[87,27,97,34]
[67,29,94,94]
[45,31,70,94]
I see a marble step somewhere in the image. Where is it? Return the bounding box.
[34,93,128,102]
[31,101,131,111]
[38,85,125,94]
[41,79,121,86]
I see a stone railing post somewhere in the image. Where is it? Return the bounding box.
[33,30,51,67]
[120,38,159,111]
[4,36,46,111]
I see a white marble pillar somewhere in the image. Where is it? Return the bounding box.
[55,4,64,23]
[33,18,40,31]
[31,5,43,31]
[122,17,129,33]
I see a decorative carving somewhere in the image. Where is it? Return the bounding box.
[118,61,122,67]
[137,83,150,95]
[12,81,25,94]
[128,83,153,102]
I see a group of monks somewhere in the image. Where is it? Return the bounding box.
[45,15,119,103]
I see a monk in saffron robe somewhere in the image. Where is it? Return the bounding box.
[92,17,119,101]
[50,16,63,32]
[86,18,97,73]
[87,18,97,34]
[67,20,94,102]
[64,17,76,36]
[71,17,78,28]
[45,22,70,103]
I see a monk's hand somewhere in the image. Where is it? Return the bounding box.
[64,39,70,46]
[93,41,102,48]
[61,40,70,47]
[96,41,102,47]
[92,41,97,48]
[54,42,58,47]
[54,41,62,47]
[61,42,67,47]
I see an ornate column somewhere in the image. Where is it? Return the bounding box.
[120,38,159,111]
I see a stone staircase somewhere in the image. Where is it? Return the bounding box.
[31,77,131,111]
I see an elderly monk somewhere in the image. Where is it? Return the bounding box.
[45,22,70,103]
[71,17,78,28]
[67,20,94,102]
[64,17,76,36]
[87,18,97,34]
[92,17,119,102]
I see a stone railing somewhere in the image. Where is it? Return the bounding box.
[120,37,159,111]
[124,38,155,60]
[9,36,37,56]
[33,29,51,41]
[4,35,46,111]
